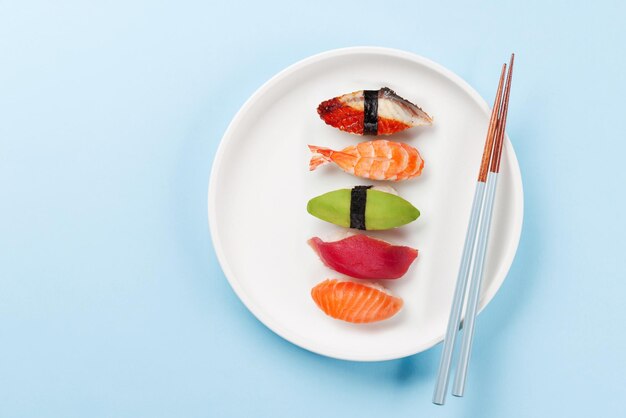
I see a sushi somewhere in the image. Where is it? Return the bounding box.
[311,279,403,323]
[309,139,424,181]
[307,186,419,230]
[317,87,432,136]
[308,234,418,280]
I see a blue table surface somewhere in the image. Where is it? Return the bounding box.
[2,1,625,417]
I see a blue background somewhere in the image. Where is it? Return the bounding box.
[1,1,625,416]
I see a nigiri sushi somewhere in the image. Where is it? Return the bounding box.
[309,139,424,181]
[309,234,418,280]
[311,279,403,323]
[317,87,432,136]
[307,186,419,230]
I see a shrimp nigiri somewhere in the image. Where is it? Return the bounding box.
[317,87,432,136]
[311,279,403,323]
[308,139,424,181]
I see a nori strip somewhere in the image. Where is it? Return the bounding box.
[363,90,379,135]
[350,185,373,230]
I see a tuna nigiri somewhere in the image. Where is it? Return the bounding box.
[311,279,403,323]
[307,186,419,230]
[309,139,424,181]
[317,87,432,136]
[309,234,418,280]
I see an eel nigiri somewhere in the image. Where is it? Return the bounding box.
[317,87,432,136]
[309,234,418,280]
[307,186,419,230]
[311,279,403,323]
[309,139,424,181]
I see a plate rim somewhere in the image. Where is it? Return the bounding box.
[208,46,524,362]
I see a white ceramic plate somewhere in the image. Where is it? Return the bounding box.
[209,47,523,361]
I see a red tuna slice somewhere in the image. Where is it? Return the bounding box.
[308,234,418,280]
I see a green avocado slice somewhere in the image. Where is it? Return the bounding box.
[365,189,420,230]
[306,188,419,230]
[307,189,352,228]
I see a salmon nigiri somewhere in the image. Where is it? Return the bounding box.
[317,87,432,136]
[309,139,424,181]
[311,279,403,323]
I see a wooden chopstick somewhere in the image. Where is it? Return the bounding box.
[491,55,514,174]
[432,62,508,406]
[452,53,514,397]
[479,63,508,182]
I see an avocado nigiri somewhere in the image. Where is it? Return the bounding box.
[307,186,419,230]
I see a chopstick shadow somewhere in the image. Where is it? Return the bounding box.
[395,350,440,385]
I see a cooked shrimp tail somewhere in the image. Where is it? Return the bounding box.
[308,145,332,171]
